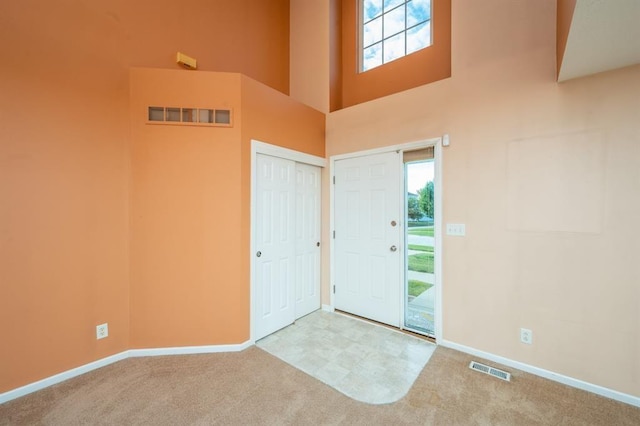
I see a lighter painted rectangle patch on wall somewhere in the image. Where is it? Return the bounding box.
[507,132,604,233]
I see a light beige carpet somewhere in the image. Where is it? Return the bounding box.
[1,346,639,425]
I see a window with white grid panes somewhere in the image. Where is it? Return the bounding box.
[361,0,432,72]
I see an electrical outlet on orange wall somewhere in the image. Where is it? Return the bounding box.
[96,323,108,340]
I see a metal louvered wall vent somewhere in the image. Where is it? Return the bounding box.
[469,361,511,382]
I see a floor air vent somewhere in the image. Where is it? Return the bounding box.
[469,361,511,382]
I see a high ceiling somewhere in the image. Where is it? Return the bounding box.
[558,0,640,82]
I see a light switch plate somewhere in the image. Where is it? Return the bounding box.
[446,223,466,236]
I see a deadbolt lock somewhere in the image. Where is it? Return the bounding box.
[391,220,397,227]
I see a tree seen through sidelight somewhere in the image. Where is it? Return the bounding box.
[406,160,435,335]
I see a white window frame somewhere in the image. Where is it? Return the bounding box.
[359,0,433,72]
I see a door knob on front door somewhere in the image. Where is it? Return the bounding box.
[390,245,397,252]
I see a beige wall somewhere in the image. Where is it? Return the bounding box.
[324,0,640,397]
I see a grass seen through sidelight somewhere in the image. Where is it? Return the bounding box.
[407,227,434,237]
[408,280,433,297]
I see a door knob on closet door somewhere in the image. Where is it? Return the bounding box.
[390,245,397,252]
[256,251,262,257]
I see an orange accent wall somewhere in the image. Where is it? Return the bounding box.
[116,0,291,94]
[556,0,577,78]
[129,69,245,347]
[240,76,326,158]
[129,68,324,349]
[239,78,326,324]
[290,0,330,112]
[0,0,294,393]
[330,0,344,112]
[0,1,131,393]
[338,0,451,109]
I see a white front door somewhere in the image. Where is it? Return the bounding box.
[334,151,401,327]
[294,163,321,318]
[255,154,296,340]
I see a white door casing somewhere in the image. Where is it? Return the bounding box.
[334,151,402,327]
[294,163,321,319]
[255,154,296,340]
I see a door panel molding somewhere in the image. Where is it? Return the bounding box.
[334,151,402,326]
[250,140,325,343]
[294,162,321,318]
[254,154,296,340]
[329,137,443,341]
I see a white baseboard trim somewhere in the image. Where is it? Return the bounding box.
[440,339,640,408]
[322,304,334,312]
[129,341,252,357]
[0,351,129,405]
[0,341,253,405]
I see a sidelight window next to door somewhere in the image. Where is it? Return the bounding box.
[404,155,435,336]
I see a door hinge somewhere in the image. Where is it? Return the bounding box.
[333,285,336,294]
[333,230,335,239]
[333,176,335,184]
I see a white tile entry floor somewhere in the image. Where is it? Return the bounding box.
[256,310,436,404]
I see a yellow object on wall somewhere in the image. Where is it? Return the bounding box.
[176,52,197,69]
